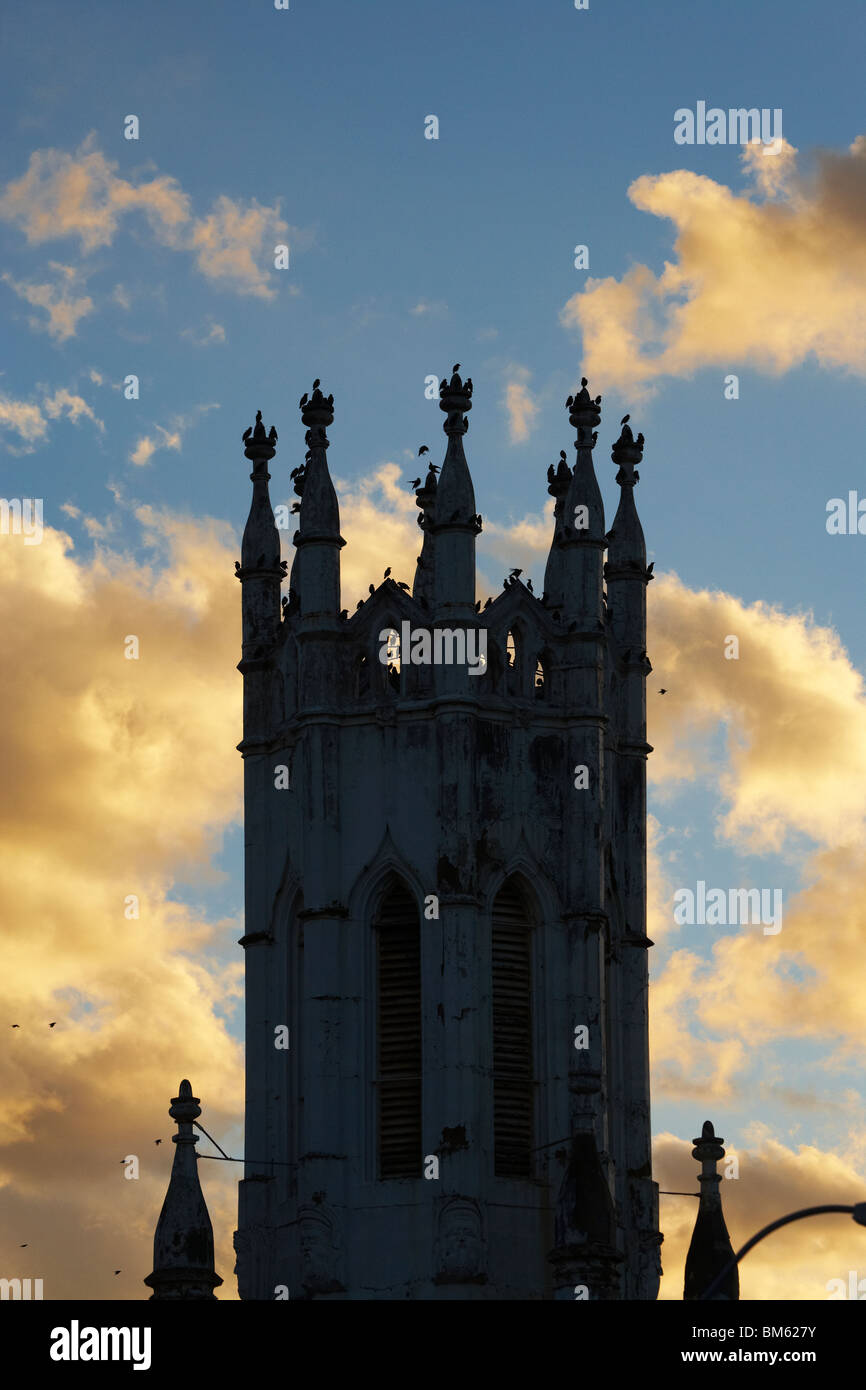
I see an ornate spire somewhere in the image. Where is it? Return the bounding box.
[548,1132,623,1299]
[683,1121,739,1301]
[144,1080,223,1300]
[431,366,478,617]
[237,410,285,660]
[606,415,647,572]
[542,377,605,622]
[293,381,345,618]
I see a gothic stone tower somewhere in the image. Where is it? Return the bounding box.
[233,372,661,1299]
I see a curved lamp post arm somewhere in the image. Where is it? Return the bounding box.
[700,1202,866,1301]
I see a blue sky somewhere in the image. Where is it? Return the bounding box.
[3,0,866,1297]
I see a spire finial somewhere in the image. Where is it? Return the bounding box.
[300,381,334,451]
[566,375,602,443]
[439,367,473,436]
[611,415,644,486]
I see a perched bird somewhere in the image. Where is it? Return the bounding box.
[452,363,460,374]
[397,581,410,591]
[299,393,308,408]
[290,502,301,514]
[384,566,391,579]
[509,567,522,579]
[268,426,278,444]
[560,450,567,461]
[235,560,241,572]
[340,609,348,620]
[408,477,421,489]
[290,467,302,479]
[621,414,630,425]
[242,426,252,442]
[566,395,574,408]
[484,597,493,609]
[658,689,667,695]
[356,600,364,610]
[312,379,320,390]
[647,562,654,575]
[369,583,375,595]
[418,445,429,456]
[428,463,440,474]
[475,600,481,612]
[502,578,509,590]
[527,578,534,593]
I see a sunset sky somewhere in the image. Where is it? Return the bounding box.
[2,0,866,1300]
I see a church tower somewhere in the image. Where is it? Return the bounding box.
[233,372,661,1299]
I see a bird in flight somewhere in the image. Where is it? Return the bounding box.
[154,1139,163,1145]
[658,689,667,695]
[408,477,421,489]
[49,1022,56,1028]
[418,445,429,456]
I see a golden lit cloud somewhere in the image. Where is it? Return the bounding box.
[0,509,244,1298]
[561,136,866,395]
[502,364,539,443]
[0,136,291,301]
[2,262,94,341]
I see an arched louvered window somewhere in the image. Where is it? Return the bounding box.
[492,879,533,1177]
[375,880,422,1178]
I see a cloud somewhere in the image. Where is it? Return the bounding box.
[0,383,104,451]
[0,137,292,300]
[180,319,226,348]
[561,135,866,395]
[2,262,94,341]
[42,386,105,433]
[502,364,539,443]
[0,136,190,252]
[409,300,448,318]
[0,507,244,1296]
[129,404,219,467]
[189,195,288,300]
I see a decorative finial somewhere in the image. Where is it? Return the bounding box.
[243,410,277,461]
[568,375,601,441]
[611,415,644,485]
[439,366,473,435]
[300,381,334,451]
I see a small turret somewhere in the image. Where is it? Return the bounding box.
[684,1121,739,1300]
[605,416,651,651]
[543,378,605,625]
[237,411,284,662]
[431,368,478,620]
[293,382,345,620]
[144,1080,222,1300]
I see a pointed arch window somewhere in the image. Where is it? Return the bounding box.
[534,656,546,698]
[374,879,422,1178]
[492,878,534,1177]
[506,631,517,668]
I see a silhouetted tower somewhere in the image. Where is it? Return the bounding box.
[233,373,660,1299]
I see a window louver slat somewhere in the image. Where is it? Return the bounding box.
[376,885,422,1179]
[492,883,532,1177]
